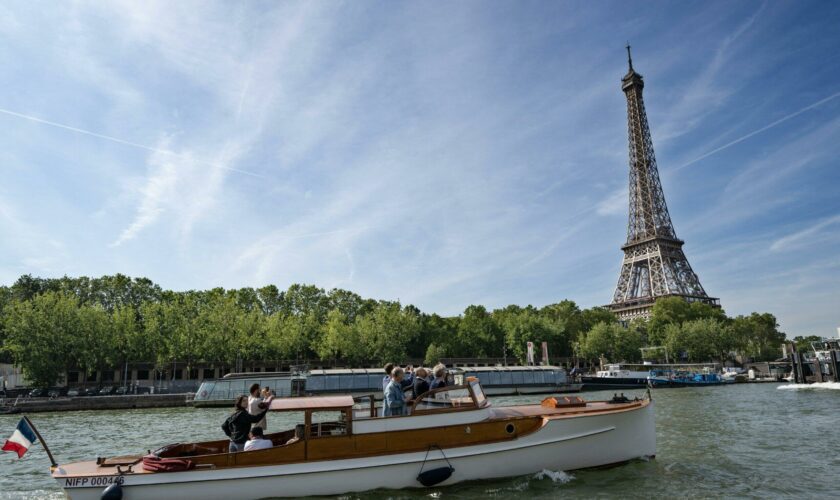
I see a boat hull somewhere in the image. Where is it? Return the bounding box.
[581,377,649,390]
[55,401,655,499]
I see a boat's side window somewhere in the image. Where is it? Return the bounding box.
[308,411,348,438]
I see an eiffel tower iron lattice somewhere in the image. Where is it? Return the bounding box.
[607,47,719,321]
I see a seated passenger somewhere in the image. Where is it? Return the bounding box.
[244,426,273,451]
[430,363,448,390]
[383,367,408,416]
[413,367,430,398]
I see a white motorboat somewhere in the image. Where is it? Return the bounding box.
[51,379,655,499]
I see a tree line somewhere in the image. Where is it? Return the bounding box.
[0,275,787,387]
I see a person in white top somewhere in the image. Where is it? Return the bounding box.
[243,426,273,452]
[247,383,270,430]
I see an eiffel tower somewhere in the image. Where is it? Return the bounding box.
[607,47,719,321]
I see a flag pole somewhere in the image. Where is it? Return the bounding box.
[23,416,57,467]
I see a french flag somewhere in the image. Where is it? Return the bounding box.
[2,418,38,458]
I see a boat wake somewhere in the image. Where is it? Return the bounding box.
[777,382,840,391]
[533,469,575,484]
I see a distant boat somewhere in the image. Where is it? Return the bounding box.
[582,363,732,390]
[580,364,652,390]
[648,369,733,388]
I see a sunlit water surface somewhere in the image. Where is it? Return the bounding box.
[1,383,837,499]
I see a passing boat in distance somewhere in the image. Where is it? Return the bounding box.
[52,379,655,499]
[647,370,733,388]
[581,363,732,390]
[581,364,654,389]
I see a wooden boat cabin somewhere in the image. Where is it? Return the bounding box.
[147,378,624,470]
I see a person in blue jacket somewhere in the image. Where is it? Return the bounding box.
[383,367,407,416]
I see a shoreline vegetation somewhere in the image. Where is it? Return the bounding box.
[0,274,793,388]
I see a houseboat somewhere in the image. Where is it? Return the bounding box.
[193,366,580,407]
[52,378,655,499]
[647,370,733,388]
[581,363,723,390]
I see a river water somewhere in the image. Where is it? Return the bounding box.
[1,383,837,499]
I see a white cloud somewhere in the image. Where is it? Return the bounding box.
[110,140,246,247]
[596,187,627,216]
[770,214,840,252]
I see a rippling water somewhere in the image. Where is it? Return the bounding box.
[1,383,837,499]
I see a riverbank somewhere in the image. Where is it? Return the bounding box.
[1,393,192,413]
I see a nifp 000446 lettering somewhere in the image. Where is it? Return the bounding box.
[65,476,124,488]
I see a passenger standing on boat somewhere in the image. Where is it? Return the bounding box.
[244,426,273,451]
[382,363,395,392]
[412,367,430,398]
[383,363,415,392]
[223,395,272,452]
[430,363,448,390]
[383,367,408,416]
[248,383,269,430]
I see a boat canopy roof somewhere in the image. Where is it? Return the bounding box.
[269,395,354,412]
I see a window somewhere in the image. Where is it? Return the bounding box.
[188,369,199,380]
[103,370,114,382]
[67,372,80,383]
[307,375,325,391]
[308,411,348,438]
[413,387,475,413]
[174,369,183,380]
[470,380,487,407]
[136,370,150,381]
[200,368,213,380]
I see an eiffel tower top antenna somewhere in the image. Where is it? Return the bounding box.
[626,43,633,71]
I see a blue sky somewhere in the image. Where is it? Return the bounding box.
[0,1,838,337]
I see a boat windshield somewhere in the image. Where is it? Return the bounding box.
[470,379,487,407]
[412,385,476,413]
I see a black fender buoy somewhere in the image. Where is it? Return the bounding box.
[417,466,454,487]
[101,482,123,500]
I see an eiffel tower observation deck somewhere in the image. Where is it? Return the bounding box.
[607,47,719,321]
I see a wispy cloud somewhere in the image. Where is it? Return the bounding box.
[674,90,840,171]
[770,214,840,252]
[655,2,766,142]
[111,140,248,247]
[0,107,263,178]
[596,187,627,216]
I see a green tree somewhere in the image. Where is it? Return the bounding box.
[316,309,365,363]
[456,305,503,358]
[731,313,785,361]
[664,318,730,362]
[353,301,420,363]
[791,335,822,353]
[3,292,79,387]
[424,343,447,366]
